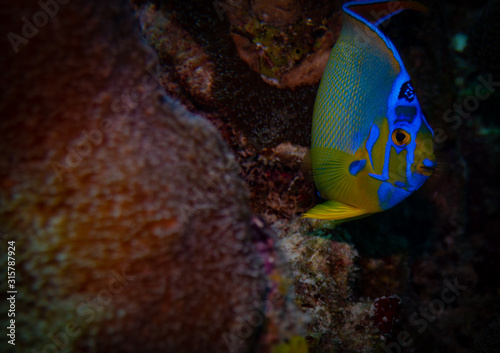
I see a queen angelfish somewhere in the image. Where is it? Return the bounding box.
[303,0,436,221]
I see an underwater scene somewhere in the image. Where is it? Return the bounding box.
[1,0,499,352]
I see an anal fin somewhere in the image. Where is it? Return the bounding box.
[302,200,367,221]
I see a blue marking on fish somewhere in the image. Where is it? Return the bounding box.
[349,160,367,176]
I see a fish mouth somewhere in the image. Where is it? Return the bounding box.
[418,159,437,176]
[417,165,435,177]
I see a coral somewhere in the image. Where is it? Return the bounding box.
[136,3,215,105]
[279,219,401,353]
[205,110,316,221]
[215,0,342,89]
[3,0,500,352]
[131,0,500,352]
[160,0,342,149]
[252,0,302,26]
[250,216,309,351]
[243,142,315,222]
[131,1,491,353]
[0,1,306,352]
[135,0,500,351]
[372,296,401,335]
[228,14,336,88]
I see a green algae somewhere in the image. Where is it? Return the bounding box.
[235,17,324,81]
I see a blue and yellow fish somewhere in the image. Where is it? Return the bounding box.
[303,0,436,221]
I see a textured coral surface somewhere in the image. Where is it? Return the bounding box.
[0,1,305,352]
[1,0,500,352]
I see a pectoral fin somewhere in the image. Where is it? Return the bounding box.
[310,147,370,207]
[302,200,367,221]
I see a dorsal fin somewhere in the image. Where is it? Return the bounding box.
[341,0,428,70]
[344,1,428,27]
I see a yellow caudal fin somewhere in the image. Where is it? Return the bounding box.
[302,200,367,221]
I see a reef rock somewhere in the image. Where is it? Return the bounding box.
[0,1,305,352]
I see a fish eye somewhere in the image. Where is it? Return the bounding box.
[392,129,411,146]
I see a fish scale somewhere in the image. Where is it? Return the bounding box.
[313,14,399,154]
